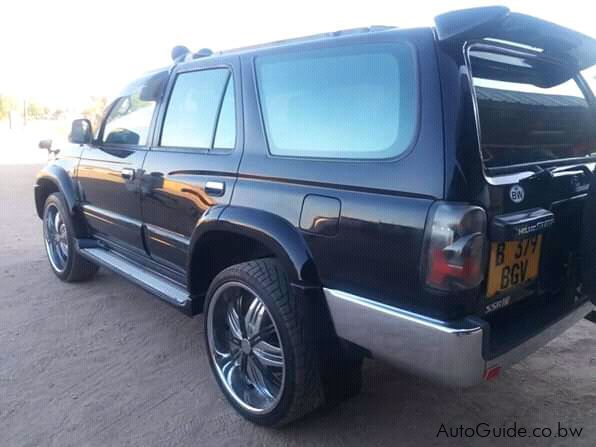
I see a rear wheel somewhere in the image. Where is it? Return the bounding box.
[42,193,98,282]
[204,259,325,426]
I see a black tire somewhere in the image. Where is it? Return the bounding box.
[42,193,99,282]
[204,258,325,427]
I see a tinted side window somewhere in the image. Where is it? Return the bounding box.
[255,43,417,159]
[102,93,156,146]
[161,69,233,149]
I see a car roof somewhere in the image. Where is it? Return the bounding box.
[118,25,406,98]
[212,25,398,57]
[124,7,596,99]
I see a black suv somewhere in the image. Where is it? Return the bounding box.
[35,7,595,426]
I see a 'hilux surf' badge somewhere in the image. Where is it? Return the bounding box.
[509,185,525,203]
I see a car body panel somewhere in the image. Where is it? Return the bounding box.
[77,144,147,251]
[140,55,244,270]
[34,145,83,217]
[231,27,453,318]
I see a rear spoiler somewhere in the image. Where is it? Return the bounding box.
[434,6,596,71]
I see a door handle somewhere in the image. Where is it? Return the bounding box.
[121,168,135,181]
[205,181,225,197]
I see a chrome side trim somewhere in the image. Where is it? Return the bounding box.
[144,223,190,250]
[323,288,486,387]
[82,204,142,229]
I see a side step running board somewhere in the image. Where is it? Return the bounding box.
[79,246,196,315]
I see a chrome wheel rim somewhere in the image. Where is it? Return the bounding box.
[44,204,69,272]
[207,281,286,414]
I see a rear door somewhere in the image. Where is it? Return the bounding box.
[141,56,242,270]
[466,44,596,312]
[77,89,157,252]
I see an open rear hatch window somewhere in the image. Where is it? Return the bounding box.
[582,65,596,96]
[468,47,596,169]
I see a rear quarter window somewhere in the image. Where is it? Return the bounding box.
[255,43,417,159]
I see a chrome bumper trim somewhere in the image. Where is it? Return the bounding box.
[323,288,593,387]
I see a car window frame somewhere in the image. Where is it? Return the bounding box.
[252,40,420,162]
[212,75,237,150]
[578,66,596,106]
[156,66,237,154]
[97,94,158,151]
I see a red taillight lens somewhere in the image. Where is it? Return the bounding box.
[484,365,501,381]
[423,203,487,291]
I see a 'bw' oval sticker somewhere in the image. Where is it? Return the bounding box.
[509,184,525,203]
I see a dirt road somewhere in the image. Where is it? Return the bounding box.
[0,164,594,446]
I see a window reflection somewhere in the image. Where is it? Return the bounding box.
[103,94,155,146]
[255,43,417,159]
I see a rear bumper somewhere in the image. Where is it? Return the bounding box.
[323,289,593,387]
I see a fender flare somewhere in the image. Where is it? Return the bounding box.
[188,205,320,289]
[34,164,79,218]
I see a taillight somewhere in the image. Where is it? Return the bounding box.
[422,202,487,292]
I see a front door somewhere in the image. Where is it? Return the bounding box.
[78,89,157,253]
[141,56,243,270]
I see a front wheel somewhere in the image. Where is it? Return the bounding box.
[204,259,325,427]
[42,193,99,282]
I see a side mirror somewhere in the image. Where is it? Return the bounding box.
[69,119,93,144]
[38,139,53,151]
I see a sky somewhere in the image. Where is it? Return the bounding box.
[1,0,595,108]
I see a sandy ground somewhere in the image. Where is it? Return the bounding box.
[0,164,594,447]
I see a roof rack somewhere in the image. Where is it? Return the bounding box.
[193,48,213,59]
[170,46,214,65]
[170,26,397,64]
[217,25,396,56]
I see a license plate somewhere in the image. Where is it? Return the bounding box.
[486,235,543,298]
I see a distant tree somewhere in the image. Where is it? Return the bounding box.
[82,96,109,132]
[0,94,17,120]
[26,101,49,119]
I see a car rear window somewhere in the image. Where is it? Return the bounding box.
[469,49,596,168]
[255,43,417,159]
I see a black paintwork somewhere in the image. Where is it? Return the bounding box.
[35,8,596,329]
[77,145,147,250]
